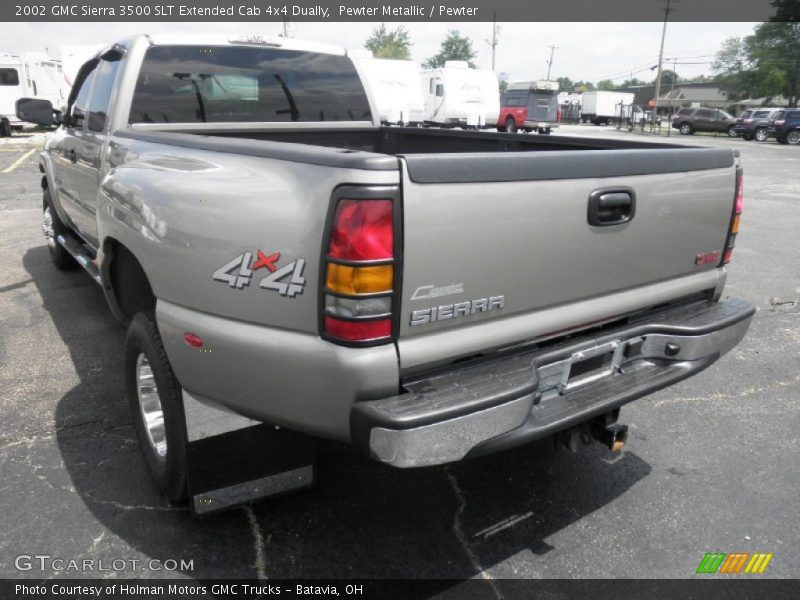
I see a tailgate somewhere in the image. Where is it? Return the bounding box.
[396,148,736,367]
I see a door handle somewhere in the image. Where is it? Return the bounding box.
[588,188,636,226]
[68,149,77,164]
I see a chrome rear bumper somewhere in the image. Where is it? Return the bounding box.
[351,298,754,467]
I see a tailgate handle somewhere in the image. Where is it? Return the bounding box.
[588,188,636,226]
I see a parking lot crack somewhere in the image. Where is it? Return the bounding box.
[445,468,503,599]
[654,373,800,407]
[83,491,186,512]
[243,505,269,581]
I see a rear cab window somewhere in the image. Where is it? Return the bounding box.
[0,68,19,85]
[129,45,372,124]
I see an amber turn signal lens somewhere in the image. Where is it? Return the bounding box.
[731,214,740,234]
[326,263,393,295]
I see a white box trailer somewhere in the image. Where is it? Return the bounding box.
[355,56,424,125]
[580,91,635,125]
[0,53,66,136]
[421,61,500,128]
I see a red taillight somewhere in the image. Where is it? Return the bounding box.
[721,167,743,266]
[323,316,392,341]
[328,199,393,261]
[744,118,753,123]
[322,194,397,345]
[774,119,785,126]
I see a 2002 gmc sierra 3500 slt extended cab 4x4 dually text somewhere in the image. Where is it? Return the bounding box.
[16,34,753,515]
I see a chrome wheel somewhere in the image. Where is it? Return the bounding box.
[135,353,167,460]
[788,131,800,145]
[679,123,692,135]
[755,128,768,142]
[42,206,56,249]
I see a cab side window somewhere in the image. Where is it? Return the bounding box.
[69,66,97,129]
[87,58,121,132]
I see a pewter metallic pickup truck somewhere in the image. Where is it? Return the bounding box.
[19,34,753,514]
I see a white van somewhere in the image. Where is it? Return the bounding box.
[0,53,65,136]
[421,61,500,128]
[356,56,424,126]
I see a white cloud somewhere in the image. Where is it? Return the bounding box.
[3,21,759,83]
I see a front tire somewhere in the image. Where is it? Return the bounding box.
[125,311,188,502]
[679,123,693,135]
[787,131,800,145]
[0,119,11,137]
[727,125,737,137]
[43,188,78,270]
[754,128,768,142]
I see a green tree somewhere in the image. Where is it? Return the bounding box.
[660,70,680,85]
[749,21,799,106]
[573,81,596,92]
[423,30,477,68]
[557,76,574,92]
[597,79,616,90]
[620,78,646,88]
[364,24,412,59]
[498,73,509,93]
[713,21,800,106]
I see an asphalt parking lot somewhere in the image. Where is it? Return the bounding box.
[0,125,798,585]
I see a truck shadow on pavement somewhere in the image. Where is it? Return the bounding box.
[25,245,652,582]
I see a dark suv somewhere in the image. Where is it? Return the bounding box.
[734,108,783,141]
[671,107,737,136]
[767,109,800,145]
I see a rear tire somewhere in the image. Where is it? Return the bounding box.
[505,117,517,133]
[43,188,78,270]
[125,311,188,502]
[754,128,768,142]
[0,119,11,137]
[679,123,693,135]
[787,131,800,145]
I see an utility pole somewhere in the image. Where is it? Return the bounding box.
[546,44,559,80]
[652,0,675,120]
[666,55,677,136]
[486,13,500,71]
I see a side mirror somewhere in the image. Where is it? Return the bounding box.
[16,98,56,127]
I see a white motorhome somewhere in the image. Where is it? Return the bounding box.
[0,53,65,136]
[580,91,636,125]
[355,56,424,125]
[421,61,499,128]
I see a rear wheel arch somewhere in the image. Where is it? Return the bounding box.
[102,239,157,326]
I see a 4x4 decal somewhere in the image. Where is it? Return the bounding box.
[213,250,306,298]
